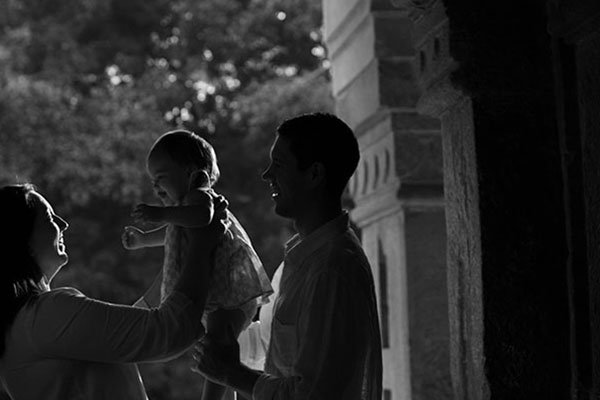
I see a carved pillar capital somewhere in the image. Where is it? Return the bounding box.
[390,0,441,21]
[349,110,443,227]
[547,0,600,42]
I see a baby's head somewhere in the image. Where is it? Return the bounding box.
[146,130,220,204]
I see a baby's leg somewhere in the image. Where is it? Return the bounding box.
[202,308,251,400]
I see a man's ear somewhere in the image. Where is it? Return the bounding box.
[308,162,326,187]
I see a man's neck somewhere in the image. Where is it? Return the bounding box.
[294,201,343,238]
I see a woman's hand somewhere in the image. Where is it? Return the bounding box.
[122,226,146,250]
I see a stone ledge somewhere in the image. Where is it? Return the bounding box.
[324,0,370,59]
[351,186,444,228]
[329,16,375,96]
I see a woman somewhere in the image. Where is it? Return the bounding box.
[0,184,222,399]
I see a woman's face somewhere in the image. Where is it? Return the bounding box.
[28,192,69,281]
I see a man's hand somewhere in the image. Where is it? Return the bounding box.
[132,203,164,224]
[191,326,240,385]
[122,226,146,250]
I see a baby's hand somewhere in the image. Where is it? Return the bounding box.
[213,194,229,221]
[122,226,146,250]
[132,203,164,224]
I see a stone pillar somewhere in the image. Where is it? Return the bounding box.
[322,1,451,399]
[548,1,600,397]
[414,0,573,398]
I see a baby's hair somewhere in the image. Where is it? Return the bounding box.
[148,130,220,187]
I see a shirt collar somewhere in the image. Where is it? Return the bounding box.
[284,211,350,267]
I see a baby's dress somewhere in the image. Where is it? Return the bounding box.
[160,199,273,326]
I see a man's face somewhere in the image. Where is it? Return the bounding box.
[262,136,312,219]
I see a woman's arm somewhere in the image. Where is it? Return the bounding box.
[30,219,225,364]
[133,270,163,309]
[30,288,203,363]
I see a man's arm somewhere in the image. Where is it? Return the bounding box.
[192,331,261,398]
[196,261,380,400]
[255,268,371,399]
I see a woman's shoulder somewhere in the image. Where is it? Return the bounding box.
[36,287,85,307]
[41,286,83,297]
[16,288,88,332]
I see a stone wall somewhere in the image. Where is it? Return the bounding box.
[323,0,600,399]
[322,1,451,399]
[417,0,573,398]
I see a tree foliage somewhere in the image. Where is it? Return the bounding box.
[0,0,331,398]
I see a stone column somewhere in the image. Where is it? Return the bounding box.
[414,0,573,398]
[548,1,600,397]
[322,1,451,399]
[410,3,486,399]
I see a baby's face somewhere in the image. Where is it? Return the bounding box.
[147,151,189,205]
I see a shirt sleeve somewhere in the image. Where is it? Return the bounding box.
[133,270,163,309]
[28,287,205,363]
[253,258,375,400]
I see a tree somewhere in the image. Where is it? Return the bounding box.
[0,0,331,398]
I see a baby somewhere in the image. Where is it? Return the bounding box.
[122,130,272,400]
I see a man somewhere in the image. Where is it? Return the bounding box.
[193,113,383,400]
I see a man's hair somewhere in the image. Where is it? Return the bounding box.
[277,113,359,196]
[148,130,220,186]
[0,183,46,356]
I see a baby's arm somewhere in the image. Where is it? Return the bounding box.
[122,225,166,250]
[144,225,167,246]
[156,189,214,228]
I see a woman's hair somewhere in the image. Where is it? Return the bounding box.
[0,184,46,356]
[148,130,220,187]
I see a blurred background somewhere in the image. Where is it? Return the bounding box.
[0,0,331,398]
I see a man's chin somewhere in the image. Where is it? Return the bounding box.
[273,202,294,219]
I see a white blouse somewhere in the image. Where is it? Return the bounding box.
[1,288,204,400]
